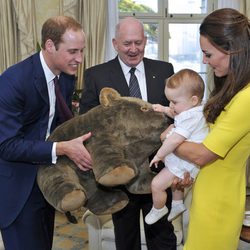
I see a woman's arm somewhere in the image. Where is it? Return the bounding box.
[175,141,219,167]
[172,142,219,189]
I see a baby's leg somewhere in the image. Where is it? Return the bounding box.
[172,187,184,201]
[145,168,175,225]
[168,187,186,221]
[151,167,175,209]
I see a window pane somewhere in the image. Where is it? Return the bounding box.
[118,0,158,13]
[168,0,207,14]
[144,23,159,59]
[168,23,206,76]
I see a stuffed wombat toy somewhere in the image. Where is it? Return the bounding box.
[37,87,171,215]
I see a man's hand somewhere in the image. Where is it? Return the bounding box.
[56,132,92,171]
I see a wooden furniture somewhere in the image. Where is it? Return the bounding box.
[240,225,250,243]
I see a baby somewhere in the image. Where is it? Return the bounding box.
[145,68,209,224]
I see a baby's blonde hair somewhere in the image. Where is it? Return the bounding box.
[166,68,205,101]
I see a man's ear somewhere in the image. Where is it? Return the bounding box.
[45,39,56,53]
[191,95,199,106]
[112,38,118,52]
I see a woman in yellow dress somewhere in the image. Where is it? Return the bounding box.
[175,8,250,250]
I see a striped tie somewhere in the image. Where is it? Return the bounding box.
[129,67,142,99]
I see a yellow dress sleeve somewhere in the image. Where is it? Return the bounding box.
[203,84,250,157]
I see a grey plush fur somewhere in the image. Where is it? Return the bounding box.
[37,88,171,215]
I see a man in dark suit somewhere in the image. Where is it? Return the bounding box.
[0,16,92,250]
[80,17,176,250]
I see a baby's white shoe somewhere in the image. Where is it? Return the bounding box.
[168,203,186,221]
[145,206,168,225]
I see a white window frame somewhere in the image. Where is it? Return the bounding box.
[118,0,217,61]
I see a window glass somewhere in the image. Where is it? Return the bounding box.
[118,0,158,13]
[118,0,212,84]
[168,23,205,73]
[168,0,207,14]
[144,23,159,60]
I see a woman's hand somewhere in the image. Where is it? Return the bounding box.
[172,172,193,189]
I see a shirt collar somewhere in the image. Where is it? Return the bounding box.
[40,51,57,83]
[118,56,144,75]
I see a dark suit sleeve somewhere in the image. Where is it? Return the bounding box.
[144,58,174,107]
[80,57,132,114]
[80,59,175,115]
[79,67,101,114]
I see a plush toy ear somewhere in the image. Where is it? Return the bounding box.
[99,87,121,107]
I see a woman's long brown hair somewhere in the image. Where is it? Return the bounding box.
[200,8,250,123]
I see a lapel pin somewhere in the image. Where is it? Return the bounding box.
[153,76,156,79]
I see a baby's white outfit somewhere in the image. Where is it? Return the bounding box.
[145,105,209,225]
[164,105,208,179]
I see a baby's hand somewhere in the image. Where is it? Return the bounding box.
[165,107,175,118]
[149,155,162,168]
[152,104,166,113]
[152,104,175,118]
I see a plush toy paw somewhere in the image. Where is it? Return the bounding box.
[37,162,87,213]
[126,160,155,194]
[97,162,138,186]
[60,189,86,212]
[85,187,129,215]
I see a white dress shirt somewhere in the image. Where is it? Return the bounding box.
[39,51,57,163]
[118,57,148,101]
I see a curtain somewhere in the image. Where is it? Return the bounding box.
[105,0,119,62]
[0,0,38,73]
[243,0,250,17]
[75,0,107,90]
[0,0,17,73]
[59,0,77,17]
[12,0,38,61]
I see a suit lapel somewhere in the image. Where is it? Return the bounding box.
[144,58,157,103]
[108,57,160,100]
[108,57,130,96]
[33,53,49,105]
[34,78,49,105]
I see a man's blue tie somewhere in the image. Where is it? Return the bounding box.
[129,67,142,99]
